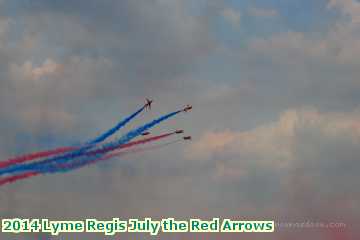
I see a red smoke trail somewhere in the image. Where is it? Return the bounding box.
[1,109,182,176]
[76,139,182,167]
[0,105,147,170]
[0,131,164,170]
[55,132,177,170]
[117,139,182,154]
[0,132,179,186]
[68,132,177,164]
[0,146,77,169]
[0,149,134,187]
[0,172,39,186]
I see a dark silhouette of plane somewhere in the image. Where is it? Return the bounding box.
[183,104,192,112]
[144,98,153,110]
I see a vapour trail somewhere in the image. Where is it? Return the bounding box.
[0,105,145,171]
[0,146,76,169]
[59,139,182,172]
[87,105,145,145]
[0,110,182,176]
[47,132,177,173]
[0,172,38,186]
[0,134,181,186]
[103,139,182,159]
[33,110,182,173]
[121,139,182,154]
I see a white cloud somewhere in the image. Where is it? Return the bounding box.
[5,56,113,136]
[250,32,328,64]
[249,0,360,66]
[249,27,360,65]
[31,59,63,80]
[18,105,75,132]
[200,84,239,101]
[328,0,360,23]
[10,58,63,81]
[186,107,360,171]
[0,18,10,35]
[222,8,241,27]
[248,7,278,17]
[0,18,11,48]
[186,109,298,166]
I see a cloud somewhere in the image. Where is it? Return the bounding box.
[18,105,75,132]
[249,0,360,66]
[328,0,360,23]
[250,26,360,66]
[199,83,243,102]
[31,59,63,80]
[0,1,359,239]
[249,32,328,64]
[222,8,241,27]
[10,58,63,81]
[2,106,360,239]
[0,0,219,158]
[0,0,220,157]
[186,107,360,234]
[1,55,115,143]
[186,109,299,166]
[0,18,11,50]
[0,18,10,36]
[12,0,215,93]
[248,7,278,17]
[187,107,360,169]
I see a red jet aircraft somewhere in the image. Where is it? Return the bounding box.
[183,104,192,112]
[144,98,153,110]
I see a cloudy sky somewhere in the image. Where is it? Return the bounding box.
[0,0,359,239]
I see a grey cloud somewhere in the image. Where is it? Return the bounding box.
[1,1,360,239]
[0,0,219,154]
[186,108,360,237]
[7,0,216,89]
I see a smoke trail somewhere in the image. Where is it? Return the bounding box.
[123,139,182,153]
[87,105,145,145]
[64,139,182,170]
[0,136,182,186]
[37,110,182,173]
[0,172,38,186]
[0,146,76,169]
[47,132,177,173]
[105,139,181,159]
[0,105,145,169]
[34,110,182,173]
[0,110,182,175]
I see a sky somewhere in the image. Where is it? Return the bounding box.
[0,0,359,239]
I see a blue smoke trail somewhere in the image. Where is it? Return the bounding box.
[0,110,181,175]
[0,105,145,171]
[37,110,181,173]
[0,105,145,175]
[43,135,180,174]
[87,105,145,145]
[70,105,145,151]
